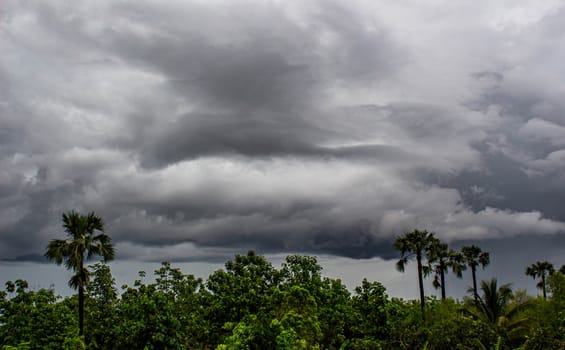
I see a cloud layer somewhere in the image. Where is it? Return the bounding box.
[1,0,565,262]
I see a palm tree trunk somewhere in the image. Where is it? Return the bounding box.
[417,252,425,319]
[78,259,85,337]
[440,260,446,300]
[542,274,547,300]
[472,266,478,303]
[79,282,84,336]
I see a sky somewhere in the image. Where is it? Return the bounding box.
[1,0,565,299]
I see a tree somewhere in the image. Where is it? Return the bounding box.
[0,280,79,349]
[279,255,351,348]
[461,245,490,303]
[114,263,204,350]
[469,279,513,325]
[204,251,278,347]
[526,261,555,300]
[426,239,464,300]
[466,279,530,348]
[351,279,389,342]
[279,255,323,295]
[394,229,435,317]
[448,249,466,279]
[44,211,115,337]
[85,263,118,349]
[423,298,497,350]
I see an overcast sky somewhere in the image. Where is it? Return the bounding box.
[1,0,565,299]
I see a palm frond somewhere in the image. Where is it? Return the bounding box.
[396,258,408,272]
[44,239,70,265]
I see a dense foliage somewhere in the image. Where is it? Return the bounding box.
[0,215,562,349]
[2,251,565,349]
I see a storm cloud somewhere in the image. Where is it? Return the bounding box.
[1,0,565,268]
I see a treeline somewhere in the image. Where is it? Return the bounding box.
[1,211,565,349]
[2,251,565,349]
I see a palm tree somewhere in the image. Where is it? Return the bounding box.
[461,245,490,303]
[448,249,466,280]
[470,279,513,324]
[426,239,449,300]
[394,229,435,317]
[525,261,554,299]
[466,279,530,346]
[427,239,465,300]
[45,211,115,336]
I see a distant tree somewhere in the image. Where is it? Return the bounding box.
[423,298,497,350]
[115,263,203,349]
[522,272,565,349]
[425,239,447,300]
[279,255,352,348]
[351,279,389,341]
[279,255,323,296]
[461,245,490,303]
[394,229,435,317]
[85,263,118,349]
[466,279,530,347]
[204,251,278,346]
[448,249,466,281]
[0,279,78,349]
[44,211,114,337]
[526,261,555,300]
[469,279,513,325]
[426,239,466,300]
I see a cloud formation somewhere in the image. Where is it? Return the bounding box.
[1,0,565,263]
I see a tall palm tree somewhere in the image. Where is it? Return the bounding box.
[426,239,449,300]
[461,245,490,303]
[526,261,554,299]
[45,211,115,336]
[394,229,435,317]
[426,239,465,300]
[448,249,466,280]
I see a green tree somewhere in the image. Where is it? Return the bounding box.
[529,272,565,348]
[350,279,389,344]
[469,279,513,325]
[85,263,118,349]
[116,274,183,349]
[271,286,322,349]
[394,229,435,317]
[384,298,427,349]
[279,255,323,296]
[154,262,205,348]
[461,245,490,303]
[279,255,357,348]
[0,280,78,349]
[424,298,497,350]
[466,279,530,348]
[317,277,353,349]
[44,211,115,336]
[447,249,466,279]
[426,239,464,300]
[204,251,278,347]
[113,263,204,349]
[526,261,555,300]
[425,239,448,300]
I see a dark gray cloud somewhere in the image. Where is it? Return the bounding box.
[1,0,565,276]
